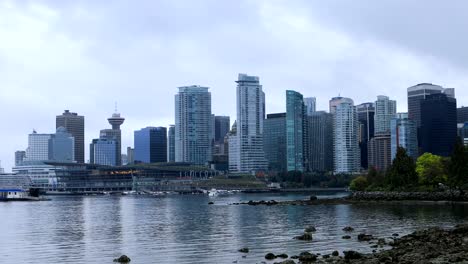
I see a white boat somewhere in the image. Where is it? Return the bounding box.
[208,189,219,197]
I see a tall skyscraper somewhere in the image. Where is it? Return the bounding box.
[56,110,85,163]
[106,110,125,166]
[49,127,75,162]
[286,90,305,172]
[175,86,212,165]
[229,74,268,173]
[25,131,52,161]
[263,113,287,172]
[306,111,333,172]
[214,116,230,143]
[391,113,418,161]
[134,127,167,163]
[167,125,175,162]
[357,103,375,169]
[15,151,26,166]
[420,93,457,157]
[374,96,397,134]
[458,107,468,123]
[331,98,360,173]
[304,97,316,116]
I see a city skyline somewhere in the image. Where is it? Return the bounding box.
[2,1,468,171]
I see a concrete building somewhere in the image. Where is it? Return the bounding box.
[304,97,316,116]
[357,103,375,169]
[134,127,167,164]
[229,74,268,173]
[175,86,212,165]
[391,113,418,161]
[15,151,26,166]
[374,95,397,134]
[306,111,333,172]
[368,134,392,171]
[48,127,75,162]
[421,93,457,157]
[286,90,305,172]
[25,131,52,161]
[263,113,287,172]
[167,125,175,162]
[56,110,85,163]
[332,98,360,173]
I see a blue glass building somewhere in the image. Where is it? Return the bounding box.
[286,90,305,172]
[134,127,167,164]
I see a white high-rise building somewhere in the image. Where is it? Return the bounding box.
[25,131,52,161]
[229,74,268,173]
[374,95,397,134]
[304,97,316,116]
[331,98,360,173]
[175,86,212,165]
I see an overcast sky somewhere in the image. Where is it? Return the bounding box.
[1,0,468,171]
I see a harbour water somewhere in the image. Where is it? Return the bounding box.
[1,192,467,263]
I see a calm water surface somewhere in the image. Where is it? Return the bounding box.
[1,192,467,263]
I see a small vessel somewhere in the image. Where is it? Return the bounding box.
[208,188,219,197]
[0,188,42,201]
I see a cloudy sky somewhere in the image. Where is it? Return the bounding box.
[1,0,467,171]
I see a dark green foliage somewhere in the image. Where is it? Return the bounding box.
[349,176,369,191]
[386,147,418,189]
[448,138,468,189]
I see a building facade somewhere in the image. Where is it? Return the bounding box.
[332,99,360,173]
[214,116,230,143]
[357,103,375,169]
[25,131,52,161]
[391,113,418,161]
[127,147,135,165]
[420,93,457,157]
[15,151,26,166]
[134,127,167,164]
[91,139,117,166]
[286,90,305,172]
[306,111,333,172]
[56,110,85,163]
[458,107,468,123]
[374,95,397,134]
[106,111,125,166]
[229,74,268,173]
[49,127,75,162]
[263,113,287,172]
[368,134,392,171]
[304,97,316,116]
[175,86,212,165]
[167,125,175,162]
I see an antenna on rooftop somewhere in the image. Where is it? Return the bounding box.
[114,102,118,113]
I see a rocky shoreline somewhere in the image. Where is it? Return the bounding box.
[251,224,468,264]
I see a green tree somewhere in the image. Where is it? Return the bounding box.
[448,138,468,190]
[349,176,369,191]
[386,147,418,189]
[416,153,447,187]
[367,166,385,187]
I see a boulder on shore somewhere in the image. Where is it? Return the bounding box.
[357,233,374,241]
[113,255,131,263]
[343,250,363,260]
[298,251,317,262]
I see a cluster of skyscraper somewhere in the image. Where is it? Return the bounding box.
[13,78,468,176]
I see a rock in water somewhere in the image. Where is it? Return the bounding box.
[342,226,354,232]
[265,253,276,260]
[342,235,351,239]
[304,226,316,232]
[298,251,317,262]
[331,250,339,256]
[113,255,131,263]
[294,232,313,240]
[276,253,288,258]
[208,202,214,205]
[357,233,374,241]
[343,250,363,260]
[310,195,318,201]
[238,248,249,253]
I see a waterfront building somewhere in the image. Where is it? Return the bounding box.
[0,161,3,174]
[134,127,167,164]
[175,86,212,165]
[25,131,52,161]
[229,74,268,173]
[48,127,75,162]
[167,125,175,162]
[286,90,305,172]
[306,111,333,172]
[263,113,287,172]
[106,110,125,166]
[91,138,117,166]
[368,134,392,171]
[56,110,85,163]
[332,98,360,173]
[357,103,375,169]
[374,96,397,134]
[458,107,468,123]
[391,113,418,161]
[127,147,135,165]
[420,93,457,157]
[15,151,26,166]
[304,97,316,116]
[214,116,230,144]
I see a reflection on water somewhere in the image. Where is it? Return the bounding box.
[0,193,467,264]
